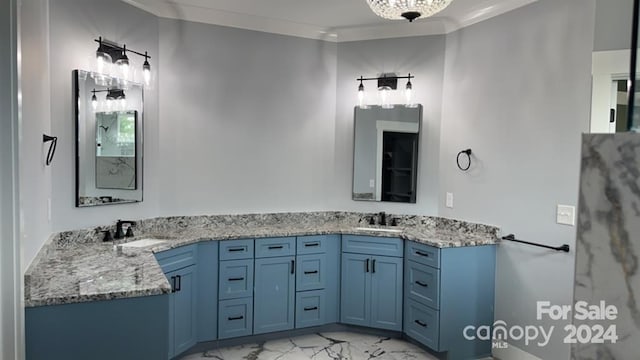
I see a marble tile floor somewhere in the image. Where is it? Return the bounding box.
[181,331,493,360]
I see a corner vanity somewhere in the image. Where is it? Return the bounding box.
[24,212,497,360]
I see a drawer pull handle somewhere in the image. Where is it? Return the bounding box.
[304,270,319,275]
[228,277,245,282]
[304,242,320,247]
[415,320,428,327]
[372,259,376,273]
[304,306,318,311]
[228,248,245,252]
[291,260,295,274]
[268,245,284,250]
[415,251,430,257]
[416,281,428,287]
[365,258,370,273]
[228,316,244,321]
[175,275,181,292]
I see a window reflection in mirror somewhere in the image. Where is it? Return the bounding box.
[352,105,421,203]
[74,69,143,207]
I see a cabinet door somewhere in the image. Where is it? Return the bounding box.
[253,256,295,334]
[218,297,253,339]
[219,259,253,300]
[296,254,326,291]
[340,253,371,327]
[168,265,197,357]
[370,256,403,331]
[296,290,326,329]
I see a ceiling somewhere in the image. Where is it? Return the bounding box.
[123,0,538,42]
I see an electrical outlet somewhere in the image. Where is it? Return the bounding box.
[557,205,576,226]
[369,179,375,188]
[446,192,454,208]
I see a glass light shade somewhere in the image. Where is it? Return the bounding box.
[367,0,453,21]
[379,86,393,109]
[405,80,413,105]
[143,68,151,86]
[358,83,365,108]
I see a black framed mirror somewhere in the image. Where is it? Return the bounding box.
[73,69,143,207]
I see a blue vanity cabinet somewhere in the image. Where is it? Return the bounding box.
[26,295,169,360]
[196,242,218,342]
[155,245,198,359]
[340,236,404,331]
[218,239,255,339]
[166,265,198,357]
[253,237,296,334]
[294,235,341,329]
[403,241,496,360]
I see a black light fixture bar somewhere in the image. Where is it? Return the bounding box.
[94,37,151,61]
[357,73,415,90]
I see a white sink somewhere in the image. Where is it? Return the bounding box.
[354,227,403,234]
[119,238,168,248]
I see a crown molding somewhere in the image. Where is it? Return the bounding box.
[123,0,538,42]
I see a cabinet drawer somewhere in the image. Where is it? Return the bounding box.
[405,241,440,268]
[255,237,296,258]
[404,298,440,351]
[219,259,254,300]
[218,298,253,339]
[155,244,197,273]
[296,235,327,255]
[342,235,404,257]
[405,260,440,309]
[219,239,254,260]
[296,254,326,291]
[296,290,326,329]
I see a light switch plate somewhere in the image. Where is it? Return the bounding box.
[557,205,576,226]
[369,179,375,188]
[446,192,454,208]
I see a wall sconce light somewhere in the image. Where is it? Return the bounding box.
[95,37,152,86]
[91,88,126,111]
[356,73,415,108]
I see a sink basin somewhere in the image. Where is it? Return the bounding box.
[354,227,403,234]
[119,238,168,248]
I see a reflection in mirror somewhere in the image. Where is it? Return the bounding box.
[352,105,421,203]
[74,69,143,207]
[95,111,137,190]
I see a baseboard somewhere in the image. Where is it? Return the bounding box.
[493,342,543,360]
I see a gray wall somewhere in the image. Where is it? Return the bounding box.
[20,0,52,270]
[334,36,445,214]
[439,0,594,358]
[1,0,21,358]
[47,0,160,237]
[594,0,634,51]
[157,19,337,215]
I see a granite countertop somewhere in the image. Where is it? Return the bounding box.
[24,212,499,308]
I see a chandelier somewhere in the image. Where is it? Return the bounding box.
[366,0,454,22]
